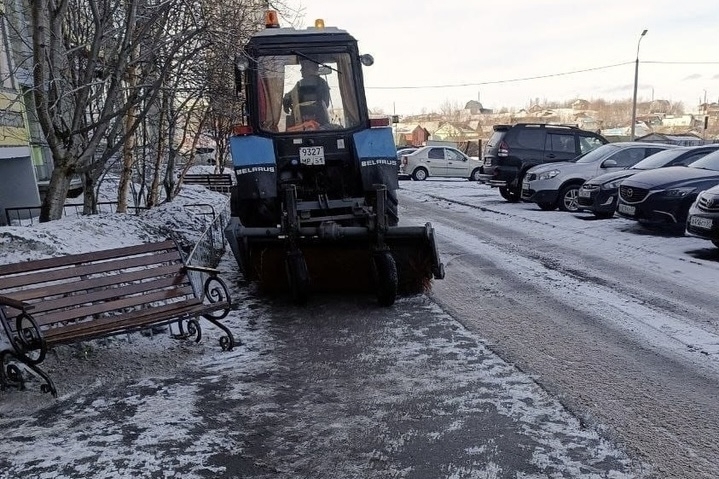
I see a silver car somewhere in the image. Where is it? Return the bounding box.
[521,142,676,211]
[400,146,484,181]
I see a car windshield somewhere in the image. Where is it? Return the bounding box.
[688,150,719,171]
[574,144,620,164]
[630,149,683,169]
[255,52,362,133]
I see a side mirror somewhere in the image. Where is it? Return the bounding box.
[602,159,617,168]
[234,55,250,95]
[360,54,374,66]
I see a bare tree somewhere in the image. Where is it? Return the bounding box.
[28,0,212,221]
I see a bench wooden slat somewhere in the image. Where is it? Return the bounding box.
[42,299,211,342]
[16,274,192,317]
[183,174,233,186]
[0,250,182,291]
[6,263,184,302]
[0,240,177,276]
[29,285,196,327]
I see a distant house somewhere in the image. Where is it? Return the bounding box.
[431,122,480,142]
[573,112,600,132]
[393,123,430,147]
[649,99,672,114]
[463,100,493,115]
[572,99,590,111]
[661,115,695,128]
[635,132,703,146]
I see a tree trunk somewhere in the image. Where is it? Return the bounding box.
[40,164,72,222]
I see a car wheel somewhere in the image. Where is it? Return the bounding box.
[412,168,428,181]
[537,202,556,211]
[470,168,482,181]
[498,186,520,202]
[558,184,581,212]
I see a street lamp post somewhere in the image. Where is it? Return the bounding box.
[630,29,648,141]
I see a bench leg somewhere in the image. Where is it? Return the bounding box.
[202,316,237,351]
[171,318,202,343]
[1,350,57,397]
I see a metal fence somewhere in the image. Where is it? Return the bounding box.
[4,202,149,226]
[184,198,231,295]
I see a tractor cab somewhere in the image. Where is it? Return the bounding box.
[235,15,374,136]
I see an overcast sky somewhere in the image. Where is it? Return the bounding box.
[285,0,719,115]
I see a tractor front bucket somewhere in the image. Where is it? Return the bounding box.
[224,218,444,299]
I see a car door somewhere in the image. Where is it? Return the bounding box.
[445,148,469,178]
[424,147,448,176]
[545,132,578,163]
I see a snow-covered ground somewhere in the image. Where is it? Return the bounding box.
[4,176,717,477]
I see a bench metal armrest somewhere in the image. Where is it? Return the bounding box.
[184,265,220,276]
[0,295,33,312]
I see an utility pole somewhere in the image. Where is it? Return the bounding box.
[630,29,648,141]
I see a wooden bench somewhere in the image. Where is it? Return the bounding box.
[182,173,234,194]
[0,240,236,397]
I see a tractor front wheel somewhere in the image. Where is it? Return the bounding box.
[373,251,398,307]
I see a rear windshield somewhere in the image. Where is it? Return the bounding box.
[485,131,504,151]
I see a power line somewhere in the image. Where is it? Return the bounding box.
[366,60,719,91]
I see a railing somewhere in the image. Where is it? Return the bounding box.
[4,202,149,226]
[184,198,231,296]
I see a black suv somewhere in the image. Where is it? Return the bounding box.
[478,123,608,201]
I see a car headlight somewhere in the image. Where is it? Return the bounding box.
[537,169,560,180]
[602,180,622,190]
[662,187,695,197]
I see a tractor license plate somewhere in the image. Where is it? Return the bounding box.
[689,216,713,229]
[299,146,325,165]
[618,203,636,216]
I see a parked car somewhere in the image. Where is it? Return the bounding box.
[577,144,719,218]
[400,146,483,181]
[616,150,719,233]
[685,183,719,248]
[195,147,216,164]
[477,123,608,202]
[396,147,419,179]
[521,142,674,212]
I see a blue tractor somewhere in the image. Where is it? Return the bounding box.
[224,11,444,305]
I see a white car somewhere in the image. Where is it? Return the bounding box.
[400,146,484,181]
[521,142,676,212]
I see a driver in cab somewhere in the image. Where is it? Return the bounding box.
[283,59,331,129]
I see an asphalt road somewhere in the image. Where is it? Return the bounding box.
[399,180,719,479]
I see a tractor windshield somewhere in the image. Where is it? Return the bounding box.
[255,53,362,133]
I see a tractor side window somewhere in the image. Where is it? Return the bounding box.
[257,53,362,133]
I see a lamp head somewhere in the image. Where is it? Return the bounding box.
[641,29,648,36]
